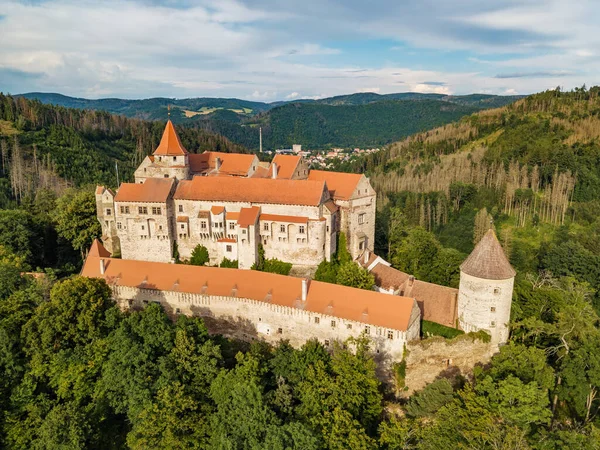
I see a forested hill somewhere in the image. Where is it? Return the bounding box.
[352,86,600,310]
[0,94,248,200]
[19,91,522,149]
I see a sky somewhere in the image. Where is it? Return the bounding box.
[0,0,599,101]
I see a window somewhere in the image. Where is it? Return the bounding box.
[152,207,161,215]
[201,221,207,230]
[280,224,286,233]
[226,245,232,252]
[120,206,130,214]
[117,222,122,230]
[494,288,500,295]
[159,225,163,231]
[175,308,181,314]
[180,224,185,229]
[141,225,145,230]
[331,320,336,328]
[264,223,269,231]
[490,307,496,312]
[358,213,366,224]
[105,208,111,216]
[299,225,305,234]
[365,326,370,334]
[164,174,169,178]
[178,205,183,213]
[242,229,246,234]
[359,241,365,251]
[490,321,496,328]
[324,339,330,347]
[138,206,148,214]
[327,226,329,232]
[277,328,283,334]
[314,317,320,324]
[229,222,235,230]
[173,156,176,161]
[387,330,394,340]
[347,323,352,330]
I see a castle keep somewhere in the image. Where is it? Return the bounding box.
[97,121,376,267]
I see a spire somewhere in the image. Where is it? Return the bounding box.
[153,120,189,156]
[89,239,112,258]
[460,229,515,280]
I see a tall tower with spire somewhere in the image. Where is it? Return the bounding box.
[149,120,190,181]
[457,229,516,345]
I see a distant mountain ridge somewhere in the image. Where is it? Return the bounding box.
[17,91,524,149]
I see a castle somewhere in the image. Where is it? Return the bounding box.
[96,121,375,268]
[93,120,516,350]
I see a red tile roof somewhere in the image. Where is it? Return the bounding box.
[174,177,326,206]
[308,170,363,200]
[176,216,189,223]
[211,206,225,215]
[260,214,308,224]
[153,120,188,156]
[360,252,459,328]
[188,152,256,176]
[237,206,260,227]
[226,212,240,220]
[89,239,111,258]
[251,166,270,178]
[81,242,418,332]
[114,178,174,203]
[218,238,237,243]
[270,155,302,179]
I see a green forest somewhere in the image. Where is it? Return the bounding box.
[0,90,599,448]
[20,91,522,150]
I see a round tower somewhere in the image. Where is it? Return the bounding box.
[457,229,516,345]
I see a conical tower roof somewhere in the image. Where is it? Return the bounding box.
[460,229,515,280]
[89,239,112,258]
[153,120,188,156]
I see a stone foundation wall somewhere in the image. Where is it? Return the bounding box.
[404,336,497,395]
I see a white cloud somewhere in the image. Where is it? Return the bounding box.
[0,0,599,99]
[285,92,300,99]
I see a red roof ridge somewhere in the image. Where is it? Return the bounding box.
[174,177,326,206]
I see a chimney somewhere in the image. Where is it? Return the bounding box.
[301,278,309,302]
[408,275,415,287]
[215,157,222,171]
[100,259,105,275]
[272,163,278,179]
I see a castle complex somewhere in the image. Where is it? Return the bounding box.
[92,121,516,354]
[96,121,375,268]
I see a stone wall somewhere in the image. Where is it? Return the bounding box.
[458,271,514,345]
[110,284,419,361]
[114,199,175,263]
[404,336,497,395]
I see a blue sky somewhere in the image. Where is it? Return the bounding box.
[0,0,598,101]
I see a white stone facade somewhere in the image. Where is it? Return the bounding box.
[457,271,514,345]
[97,141,374,268]
[109,284,420,360]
